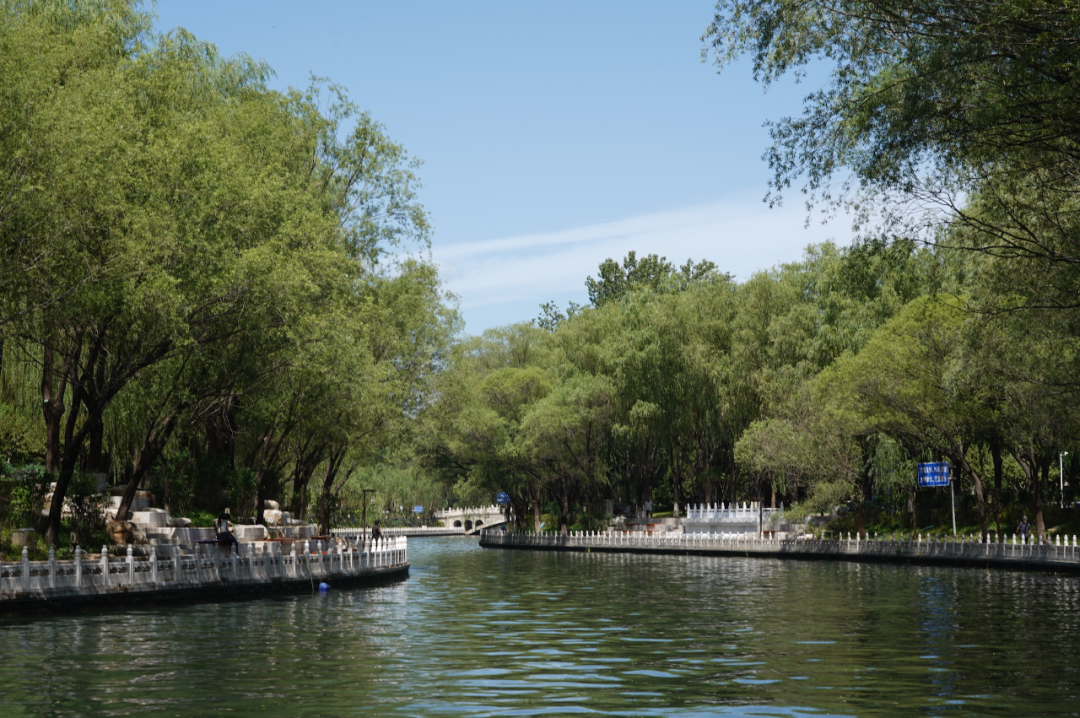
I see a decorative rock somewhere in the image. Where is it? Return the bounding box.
[10,528,36,549]
[131,509,170,528]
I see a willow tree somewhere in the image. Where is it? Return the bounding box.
[704,1,1080,247]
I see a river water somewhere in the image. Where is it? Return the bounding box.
[1,538,1078,717]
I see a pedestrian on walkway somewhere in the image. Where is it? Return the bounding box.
[1017,515,1032,543]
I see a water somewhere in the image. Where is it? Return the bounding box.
[2,538,1079,717]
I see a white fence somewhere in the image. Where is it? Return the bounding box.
[684,502,782,523]
[333,526,463,537]
[0,536,407,598]
[481,529,1080,568]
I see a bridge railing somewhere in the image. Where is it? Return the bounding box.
[481,528,1080,566]
[333,526,462,537]
[0,536,408,598]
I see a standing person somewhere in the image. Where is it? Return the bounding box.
[1017,515,1032,543]
[644,499,653,519]
[371,519,383,542]
[216,512,239,555]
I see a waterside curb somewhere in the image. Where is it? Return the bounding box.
[480,533,1080,576]
[0,563,409,618]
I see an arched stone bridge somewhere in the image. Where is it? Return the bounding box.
[434,505,508,535]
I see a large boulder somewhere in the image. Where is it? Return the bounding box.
[107,519,147,545]
[234,524,269,542]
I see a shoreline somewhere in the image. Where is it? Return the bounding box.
[0,537,410,618]
[479,530,1080,575]
[0,563,409,618]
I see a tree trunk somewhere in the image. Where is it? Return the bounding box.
[44,418,94,546]
[41,341,66,474]
[85,414,105,473]
[318,449,346,535]
[1008,443,1041,544]
[909,485,917,532]
[1035,456,1050,543]
[253,432,272,525]
[729,448,738,505]
[991,437,1004,537]
[205,394,237,471]
[533,486,542,532]
[559,480,570,535]
[113,416,179,529]
[293,461,318,520]
[957,443,989,541]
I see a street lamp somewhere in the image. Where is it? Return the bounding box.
[1061,452,1069,509]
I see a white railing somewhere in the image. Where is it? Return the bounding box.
[0,536,408,598]
[481,529,1080,567]
[332,526,463,537]
[684,502,782,523]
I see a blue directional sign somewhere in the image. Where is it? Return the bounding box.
[496,492,510,505]
[413,505,423,514]
[917,462,950,487]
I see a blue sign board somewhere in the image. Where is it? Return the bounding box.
[496,492,510,505]
[917,462,950,487]
[413,505,423,514]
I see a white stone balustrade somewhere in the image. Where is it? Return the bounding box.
[0,536,408,600]
[479,528,1080,570]
[333,525,466,538]
[685,502,782,522]
[682,502,783,535]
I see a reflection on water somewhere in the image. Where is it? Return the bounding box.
[2,538,1079,717]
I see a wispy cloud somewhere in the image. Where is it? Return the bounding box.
[432,191,851,329]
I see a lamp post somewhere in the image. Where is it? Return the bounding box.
[1061,452,1068,509]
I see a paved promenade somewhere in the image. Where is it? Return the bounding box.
[480,529,1080,574]
[0,536,409,616]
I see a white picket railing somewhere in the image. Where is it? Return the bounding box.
[332,526,463,537]
[684,502,782,523]
[481,528,1080,567]
[0,536,407,598]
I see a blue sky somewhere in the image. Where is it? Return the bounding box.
[154,1,849,332]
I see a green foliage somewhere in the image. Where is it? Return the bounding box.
[65,471,107,544]
[0,1,457,543]
[2,467,49,531]
[0,403,42,466]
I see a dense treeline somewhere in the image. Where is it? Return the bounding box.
[418,0,1080,541]
[0,1,455,549]
[4,0,1080,549]
[419,239,1079,541]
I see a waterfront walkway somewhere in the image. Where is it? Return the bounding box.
[480,529,1080,573]
[0,536,408,615]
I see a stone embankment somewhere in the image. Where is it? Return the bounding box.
[0,536,408,616]
[480,529,1080,574]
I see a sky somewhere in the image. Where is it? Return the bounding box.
[154,0,849,332]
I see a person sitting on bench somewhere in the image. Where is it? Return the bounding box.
[215,512,240,554]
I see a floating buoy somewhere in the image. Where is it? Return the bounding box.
[318,582,331,591]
